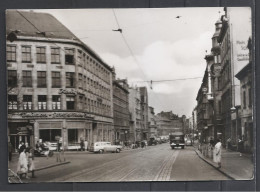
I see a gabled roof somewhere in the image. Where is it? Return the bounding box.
[6,10,77,40]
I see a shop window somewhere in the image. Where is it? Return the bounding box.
[52,72,61,88]
[8,95,17,110]
[23,95,32,110]
[39,129,61,142]
[36,47,46,63]
[7,45,16,62]
[37,71,46,88]
[52,95,61,110]
[66,96,75,110]
[8,70,17,88]
[68,129,78,143]
[22,71,32,87]
[38,95,47,110]
[65,48,74,65]
[22,46,31,63]
[66,72,75,88]
[51,47,60,64]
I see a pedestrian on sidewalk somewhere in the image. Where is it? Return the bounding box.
[18,141,25,154]
[226,138,231,150]
[213,138,222,168]
[17,148,29,179]
[238,136,244,156]
[27,148,35,178]
[80,139,85,151]
[56,139,62,162]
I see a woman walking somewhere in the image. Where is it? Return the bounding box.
[213,139,222,168]
[17,148,29,179]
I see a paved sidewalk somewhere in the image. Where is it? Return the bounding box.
[8,152,70,178]
[194,145,254,180]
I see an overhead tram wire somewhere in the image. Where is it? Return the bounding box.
[132,77,203,83]
[112,9,149,86]
[112,9,166,108]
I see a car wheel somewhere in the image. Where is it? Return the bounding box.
[116,148,120,153]
[99,149,104,154]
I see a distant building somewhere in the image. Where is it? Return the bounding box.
[148,106,157,138]
[112,76,130,144]
[7,10,114,151]
[235,38,253,153]
[155,111,186,136]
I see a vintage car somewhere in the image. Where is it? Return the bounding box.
[89,142,122,153]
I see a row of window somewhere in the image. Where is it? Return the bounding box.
[8,94,112,116]
[8,70,111,101]
[113,104,129,115]
[114,87,128,101]
[7,45,111,84]
[8,95,61,110]
[114,118,130,127]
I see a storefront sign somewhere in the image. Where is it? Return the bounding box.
[59,89,84,95]
[8,112,94,119]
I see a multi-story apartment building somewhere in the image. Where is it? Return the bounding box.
[199,18,223,142]
[196,70,213,142]
[128,87,141,142]
[7,10,114,151]
[217,7,251,146]
[139,87,148,140]
[113,77,130,144]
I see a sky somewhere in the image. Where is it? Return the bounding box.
[35,8,225,117]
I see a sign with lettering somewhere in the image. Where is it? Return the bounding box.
[8,112,94,119]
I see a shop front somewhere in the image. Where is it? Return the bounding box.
[8,121,33,152]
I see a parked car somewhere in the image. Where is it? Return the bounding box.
[148,137,157,146]
[156,137,162,144]
[89,142,122,153]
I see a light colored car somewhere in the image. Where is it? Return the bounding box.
[89,142,122,153]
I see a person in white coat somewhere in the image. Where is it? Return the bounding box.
[213,139,222,168]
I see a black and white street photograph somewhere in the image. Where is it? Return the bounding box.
[6,7,254,183]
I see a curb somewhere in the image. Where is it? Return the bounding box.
[35,161,70,171]
[194,149,236,180]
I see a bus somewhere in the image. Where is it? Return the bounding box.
[169,132,185,149]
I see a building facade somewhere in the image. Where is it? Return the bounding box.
[155,111,185,136]
[235,39,253,153]
[128,87,141,142]
[139,87,149,140]
[148,106,157,139]
[217,7,251,146]
[7,10,114,151]
[113,77,130,144]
